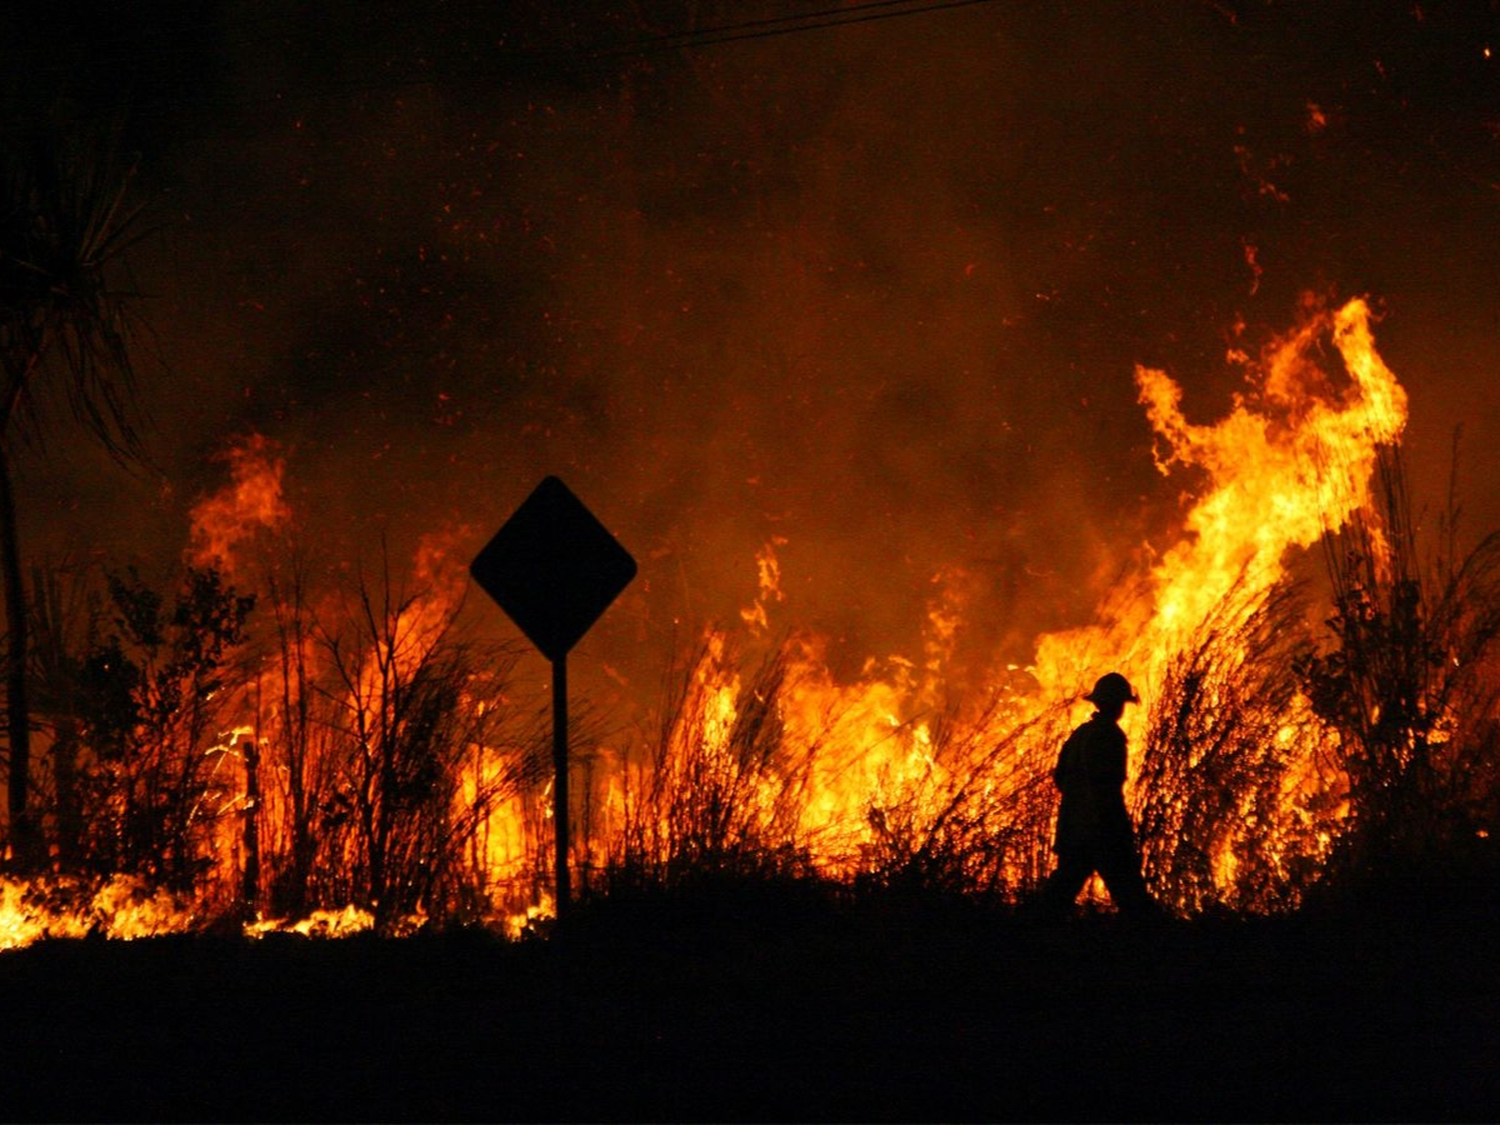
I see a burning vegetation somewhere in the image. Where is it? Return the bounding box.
[5,293,1498,946]
[6,8,1500,1119]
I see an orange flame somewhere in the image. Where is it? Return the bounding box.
[188,433,292,579]
[1037,296,1406,707]
[4,296,1415,943]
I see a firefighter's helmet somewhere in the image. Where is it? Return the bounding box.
[1084,671,1138,706]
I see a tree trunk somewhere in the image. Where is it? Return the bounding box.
[0,443,37,870]
[241,727,261,920]
[52,716,82,869]
[278,600,313,917]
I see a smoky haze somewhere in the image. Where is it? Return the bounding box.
[10,1,1500,700]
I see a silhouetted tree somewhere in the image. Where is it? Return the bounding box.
[75,567,254,892]
[0,116,150,867]
[263,562,319,918]
[25,560,95,868]
[316,567,521,933]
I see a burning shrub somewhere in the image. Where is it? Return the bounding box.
[610,634,813,887]
[306,571,533,933]
[68,565,255,895]
[856,693,1065,902]
[12,295,1497,938]
[606,630,1066,906]
[1299,444,1500,895]
[1137,575,1330,915]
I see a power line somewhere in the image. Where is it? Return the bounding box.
[5,0,1007,121]
[303,0,1006,112]
[566,0,1002,60]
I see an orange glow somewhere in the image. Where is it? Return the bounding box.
[2,297,1416,944]
[0,876,195,950]
[188,433,292,580]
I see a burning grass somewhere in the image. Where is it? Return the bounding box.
[4,297,1500,940]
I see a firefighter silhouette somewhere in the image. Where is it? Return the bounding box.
[1040,671,1158,915]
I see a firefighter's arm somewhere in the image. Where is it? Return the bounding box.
[1109,731,1127,785]
[1053,733,1077,789]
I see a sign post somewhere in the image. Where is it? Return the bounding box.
[551,654,569,910]
[469,476,636,920]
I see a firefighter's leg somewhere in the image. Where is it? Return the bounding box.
[1099,841,1158,915]
[1040,852,1094,914]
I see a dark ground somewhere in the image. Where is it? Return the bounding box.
[2,882,1498,1121]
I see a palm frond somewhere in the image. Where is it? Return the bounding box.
[0,114,153,467]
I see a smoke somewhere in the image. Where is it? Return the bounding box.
[14,1,1500,702]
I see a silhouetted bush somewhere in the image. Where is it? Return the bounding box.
[1299,444,1500,892]
[14,444,1500,930]
[290,568,536,933]
[70,565,254,894]
[1138,574,1328,914]
[609,636,814,887]
[856,693,1065,901]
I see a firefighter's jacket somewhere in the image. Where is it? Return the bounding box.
[1051,712,1134,856]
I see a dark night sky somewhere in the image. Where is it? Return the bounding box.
[6,0,1500,696]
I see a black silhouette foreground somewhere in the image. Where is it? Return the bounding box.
[1040,671,1158,916]
[4,887,1496,1121]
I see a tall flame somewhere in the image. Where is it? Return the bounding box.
[2,296,1419,943]
[623,296,1410,900]
[188,433,292,580]
[1035,296,1406,701]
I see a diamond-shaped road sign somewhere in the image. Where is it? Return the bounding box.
[469,476,636,663]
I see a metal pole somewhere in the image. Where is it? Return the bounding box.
[552,655,570,920]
